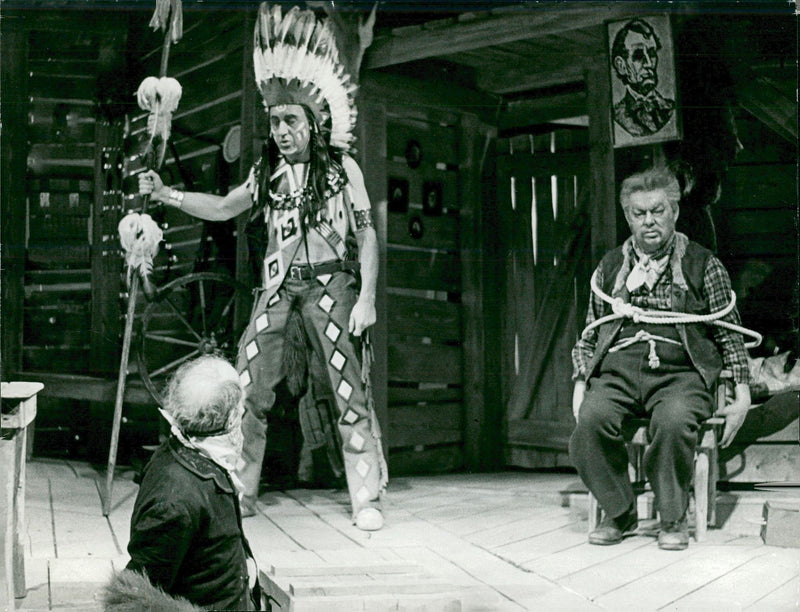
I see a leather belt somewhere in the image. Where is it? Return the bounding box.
[287,259,358,281]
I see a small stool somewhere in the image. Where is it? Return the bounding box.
[1,381,43,611]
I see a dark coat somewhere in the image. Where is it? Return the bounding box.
[126,436,253,611]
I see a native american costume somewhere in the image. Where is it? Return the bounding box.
[235,3,386,519]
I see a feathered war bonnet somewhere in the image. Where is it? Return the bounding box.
[253,2,358,152]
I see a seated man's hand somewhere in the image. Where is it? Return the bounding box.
[717,382,751,448]
[572,380,586,423]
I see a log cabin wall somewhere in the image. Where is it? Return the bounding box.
[357,67,499,474]
[1,11,137,458]
[1,8,254,463]
[381,104,465,474]
[716,113,799,483]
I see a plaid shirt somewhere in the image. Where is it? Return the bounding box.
[572,244,750,385]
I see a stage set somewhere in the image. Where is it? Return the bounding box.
[1,1,798,610]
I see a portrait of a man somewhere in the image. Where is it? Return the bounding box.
[609,16,680,146]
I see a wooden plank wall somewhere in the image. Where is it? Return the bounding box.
[125,11,248,355]
[498,128,591,469]
[23,28,107,375]
[1,22,30,379]
[8,13,132,460]
[715,112,799,482]
[382,106,466,475]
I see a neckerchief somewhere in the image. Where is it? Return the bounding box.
[626,234,675,292]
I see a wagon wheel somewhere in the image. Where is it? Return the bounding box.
[137,272,253,406]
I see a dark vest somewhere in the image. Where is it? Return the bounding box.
[586,240,723,389]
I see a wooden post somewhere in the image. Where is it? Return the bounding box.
[357,99,388,452]
[460,116,502,470]
[1,382,43,610]
[585,58,617,263]
[0,23,29,379]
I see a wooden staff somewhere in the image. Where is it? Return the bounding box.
[103,11,177,517]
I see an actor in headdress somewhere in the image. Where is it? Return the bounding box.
[139,2,387,531]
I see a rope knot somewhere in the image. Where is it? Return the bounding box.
[612,299,639,320]
[647,339,661,369]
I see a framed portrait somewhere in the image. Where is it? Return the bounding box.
[388,177,409,213]
[607,15,681,148]
[422,180,443,216]
[404,139,423,169]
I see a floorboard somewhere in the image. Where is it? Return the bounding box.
[595,545,770,609]
[746,574,800,611]
[10,458,796,611]
[667,549,799,610]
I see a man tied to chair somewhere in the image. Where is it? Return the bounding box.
[570,166,751,551]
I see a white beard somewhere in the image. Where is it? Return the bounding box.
[158,407,246,494]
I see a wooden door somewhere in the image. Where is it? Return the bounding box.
[498,128,592,468]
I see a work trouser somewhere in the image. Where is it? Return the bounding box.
[235,271,383,518]
[569,325,713,523]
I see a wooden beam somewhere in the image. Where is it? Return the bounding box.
[8,372,154,405]
[1,24,29,378]
[364,3,635,69]
[498,91,587,132]
[357,100,389,451]
[235,13,256,331]
[461,119,504,471]
[460,113,483,470]
[3,8,130,34]
[360,71,500,127]
[733,68,797,143]
[477,63,586,95]
[585,58,616,264]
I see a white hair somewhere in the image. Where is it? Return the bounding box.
[164,355,243,436]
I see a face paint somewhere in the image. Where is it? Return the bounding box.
[269,104,311,162]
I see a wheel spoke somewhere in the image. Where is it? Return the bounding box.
[163,296,203,342]
[143,332,198,348]
[213,292,239,336]
[150,349,200,378]
[198,278,208,335]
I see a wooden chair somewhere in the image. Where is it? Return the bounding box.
[587,372,731,542]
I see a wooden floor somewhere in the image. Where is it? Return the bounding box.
[10,458,800,611]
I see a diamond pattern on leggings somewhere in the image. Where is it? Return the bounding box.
[239,369,251,387]
[255,313,269,332]
[356,486,370,504]
[267,293,281,307]
[317,273,332,286]
[349,431,365,451]
[329,349,347,372]
[337,379,353,402]
[245,341,260,360]
[341,408,359,424]
[324,321,341,343]
[318,293,336,314]
[356,459,370,478]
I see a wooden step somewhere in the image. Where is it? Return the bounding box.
[259,554,497,611]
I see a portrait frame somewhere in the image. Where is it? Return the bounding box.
[607,15,681,148]
[388,177,409,213]
[422,180,443,217]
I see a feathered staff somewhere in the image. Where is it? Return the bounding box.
[104,0,183,517]
[116,75,182,297]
